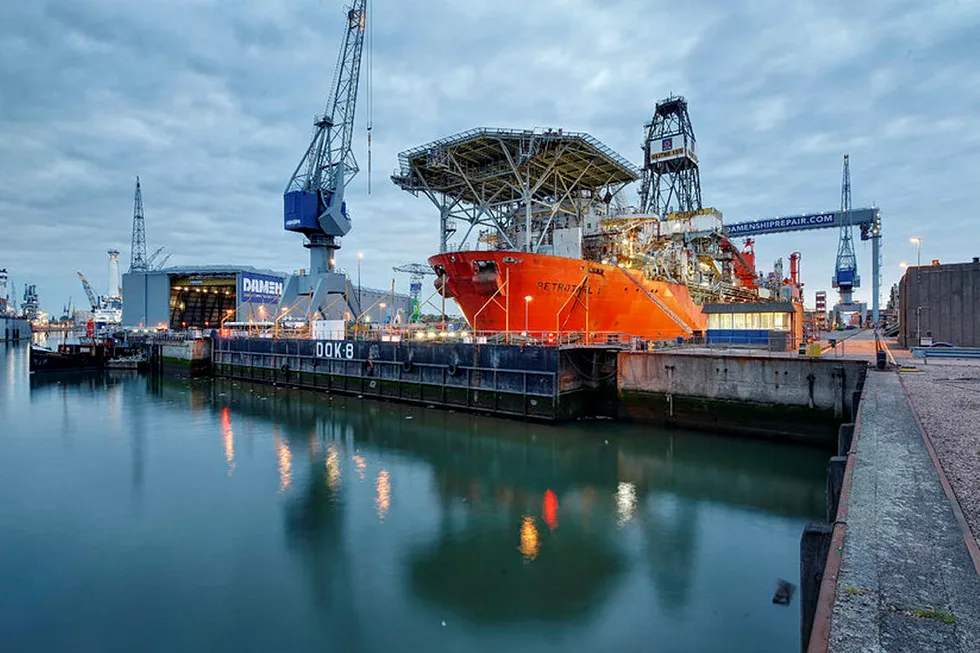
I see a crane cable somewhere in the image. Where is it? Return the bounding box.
[366,0,373,195]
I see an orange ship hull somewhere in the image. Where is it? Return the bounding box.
[429,251,706,341]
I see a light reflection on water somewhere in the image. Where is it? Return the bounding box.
[518,516,540,561]
[1,343,831,653]
[275,427,292,493]
[375,469,391,522]
[221,407,235,475]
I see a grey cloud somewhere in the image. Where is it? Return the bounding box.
[1,0,978,311]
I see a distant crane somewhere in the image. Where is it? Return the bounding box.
[393,263,435,321]
[130,176,148,272]
[77,271,99,310]
[832,155,860,307]
[146,245,172,270]
[147,246,165,268]
[279,0,369,320]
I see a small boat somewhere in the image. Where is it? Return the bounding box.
[30,338,143,373]
[104,352,148,370]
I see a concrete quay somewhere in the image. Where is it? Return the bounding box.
[807,369,980,653]
[618,349,866,443]
[1,316,30,342]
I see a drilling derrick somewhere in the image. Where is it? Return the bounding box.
[832,155,860,305]
[130,177,148,272]
[280,0,369,320]
[639,96,702,216]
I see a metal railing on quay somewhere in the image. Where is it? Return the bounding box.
[117,324,846,359]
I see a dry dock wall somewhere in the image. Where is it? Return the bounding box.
[618,352,867,443]
[149,339,212,377]
[211,338,617,421]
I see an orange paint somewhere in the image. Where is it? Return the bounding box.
[430,251,705,340]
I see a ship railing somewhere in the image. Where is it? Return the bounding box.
[239,326,642,349]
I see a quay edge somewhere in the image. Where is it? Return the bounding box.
[617,351,867,445]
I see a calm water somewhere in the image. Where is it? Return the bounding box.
[1,339,829,653]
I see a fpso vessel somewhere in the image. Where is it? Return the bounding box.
[429,209,770,341]
[430,251,706,340]
[392,124,797,341]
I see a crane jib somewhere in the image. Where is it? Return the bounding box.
[282,0,367,240]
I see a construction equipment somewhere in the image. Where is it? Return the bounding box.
[146,246,172,271]
[832,155,860,305]
[393,263,435,322]
[280,0,369,320]
[130,177,148,272]
[77,271,99,310]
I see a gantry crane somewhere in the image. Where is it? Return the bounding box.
[393,263,435,322]
[280,0,369,320]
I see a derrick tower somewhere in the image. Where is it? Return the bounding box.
[639,96,702,216]
[130,177,148,272]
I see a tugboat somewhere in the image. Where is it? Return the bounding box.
[29,320,143,373]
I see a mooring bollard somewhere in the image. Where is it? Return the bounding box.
[800,522,833,653]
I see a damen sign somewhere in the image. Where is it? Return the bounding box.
[315,341,355,360]
[239,272,285,304]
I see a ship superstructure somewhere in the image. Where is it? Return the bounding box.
[391,105,798,340]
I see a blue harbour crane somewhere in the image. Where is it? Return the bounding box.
[280,0,369,320]
[832,154,860,308]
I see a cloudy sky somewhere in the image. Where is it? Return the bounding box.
[2,0,978,315]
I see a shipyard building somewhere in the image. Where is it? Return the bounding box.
[898,258,980,348]
[122,266,412,330]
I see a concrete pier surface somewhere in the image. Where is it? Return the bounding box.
[901,359,980,550]
[821,370,980,653]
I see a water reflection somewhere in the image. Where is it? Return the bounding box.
[518,515,540,561]
[352,453,366,480]
[542,489,558,531]
[121,374,829,647]
[275,428,292,493]
[325,442,341,491]
[375,469,390,522]
[221,407,235,475]
[615,481,637,528]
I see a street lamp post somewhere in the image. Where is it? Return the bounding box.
[524,295,532,335]
[357,252,364,313]
[274,306,288,339]
[909,237,923,345]
[910,237,922,267]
